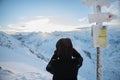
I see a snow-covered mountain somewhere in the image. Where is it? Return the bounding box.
[0,26,120,80]
[0,32,51,80]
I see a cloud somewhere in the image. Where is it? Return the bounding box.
[102,0,120,26]
[0,25,2,28]
[6,16,52,32]
[5,16,92,33]
[78,17,95,27]
[3,16,80,32]
[104,18,120,26]
[78,17,88,22]
[106,0,120,16]
[2,1,119,33]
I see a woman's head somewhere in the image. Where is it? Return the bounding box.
[55,38,73,59]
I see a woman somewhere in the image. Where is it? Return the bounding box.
[46,38,83,80]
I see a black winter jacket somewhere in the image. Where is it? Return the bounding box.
[46,48,83,80]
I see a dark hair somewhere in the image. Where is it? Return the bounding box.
[55,38,73,59]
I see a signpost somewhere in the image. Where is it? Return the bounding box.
[92,25,107,48]
[88,13,116,23]
[83,0,110,7]
[83,0,116,80]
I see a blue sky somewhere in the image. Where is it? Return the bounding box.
[0,0,119,32]
[0,0,91,24]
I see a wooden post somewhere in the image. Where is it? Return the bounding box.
[83,0,112,80]
[96,47,102,80]
[94,5,103,80]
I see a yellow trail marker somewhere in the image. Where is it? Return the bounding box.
[97,29,107,47]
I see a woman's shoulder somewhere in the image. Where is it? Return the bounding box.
[72,48,80,56]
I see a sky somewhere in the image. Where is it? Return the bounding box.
[0,0,120,33]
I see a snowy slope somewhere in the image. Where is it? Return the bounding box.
[12,26,120,80]
[103,26,120,80]
[0,26,120,80]
[0,66,51,80]
[13,29,96,80]
[0,32,51,80]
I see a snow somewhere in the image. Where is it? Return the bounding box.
[0,67,51,80]
[0,25,120,80]
[0,0,119,79]
[0,32,52,80]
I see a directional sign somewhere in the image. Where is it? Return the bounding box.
[92,25,107,48]
[88,13,117,23]
[83,0,110,7]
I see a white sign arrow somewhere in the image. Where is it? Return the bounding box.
[83,0,110,7]
[88,13,117,23]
